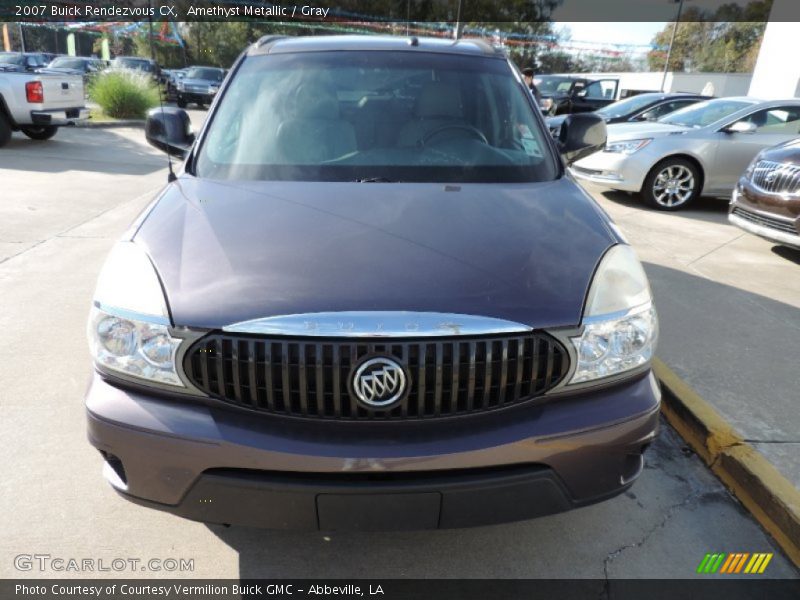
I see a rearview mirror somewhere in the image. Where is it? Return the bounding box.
[145,107,195,159]
[558,113,607,164]
[723,121,757,134]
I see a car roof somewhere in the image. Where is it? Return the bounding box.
[249,35,504,58]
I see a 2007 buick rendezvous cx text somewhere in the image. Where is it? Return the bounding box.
[84,35,660,531]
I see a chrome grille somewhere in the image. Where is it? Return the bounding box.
[731,207,797,235]
[751,160,800,196]
[183,333,570,420]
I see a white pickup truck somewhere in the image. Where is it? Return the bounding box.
[0,67,89,147]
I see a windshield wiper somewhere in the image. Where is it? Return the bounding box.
[354,177,397,183]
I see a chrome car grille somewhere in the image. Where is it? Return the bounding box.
[185,85,208,93]
[183,333,570,420]
[751,160,800,196]
[731,207,797,235]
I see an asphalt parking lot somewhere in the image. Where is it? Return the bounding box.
[0,118,798,580]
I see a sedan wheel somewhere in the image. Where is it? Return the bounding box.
[643,159,700,211]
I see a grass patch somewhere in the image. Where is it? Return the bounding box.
[88,70,160,120]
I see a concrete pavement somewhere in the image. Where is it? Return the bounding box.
[0,123,797,579]
[583,185,800,490]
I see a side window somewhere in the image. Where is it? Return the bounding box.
[646,100,695,120]
[583,81,616,100]
[742,107,800,134]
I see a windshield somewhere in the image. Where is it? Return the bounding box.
[534,76,574,94]
[597,94,662,119]
[0,54,23,65]
[49,57,86,70]
[185,67,224,81]
[196,51,556,183]
[112,58,153,72]
[659,99,752,128]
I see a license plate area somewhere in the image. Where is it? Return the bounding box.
[317,492,441,531]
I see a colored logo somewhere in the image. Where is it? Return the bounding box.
[696,552,773,574]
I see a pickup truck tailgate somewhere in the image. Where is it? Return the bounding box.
[35,74,84,109]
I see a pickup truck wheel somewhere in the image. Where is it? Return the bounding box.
[21,125,58,141]
[176,97,187,108]
[0,113,12,147]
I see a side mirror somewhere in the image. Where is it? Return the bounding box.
[145,107,195,159]
[558,113,607,164]
[723,120,757,134]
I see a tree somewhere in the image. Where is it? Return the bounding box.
[647,1,771,73]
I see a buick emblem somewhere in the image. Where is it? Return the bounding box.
[352,357,407,408]
[765,171,778,183]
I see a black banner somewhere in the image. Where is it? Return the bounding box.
[3,579,800,600]
[1,0,798,23]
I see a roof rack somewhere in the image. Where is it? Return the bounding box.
[255,35,287,49]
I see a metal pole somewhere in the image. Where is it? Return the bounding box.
[661,0,685,92]
[454,0,462,40]
[18,23,26,52]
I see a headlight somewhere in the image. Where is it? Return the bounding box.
[176,81,184,90]
[209,85,219,94]
[604,139,652,155]
[568,245,658,385]
[87,242,184,387]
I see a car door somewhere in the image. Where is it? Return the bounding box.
[571,79,619,113]
[710,105,800,193]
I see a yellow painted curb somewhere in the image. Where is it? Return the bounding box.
[653,358,800,567]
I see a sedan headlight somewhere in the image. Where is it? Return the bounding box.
[209,85,219,94]
[87,242,184,387]
[604,139,652,155]
[568,245,658,385]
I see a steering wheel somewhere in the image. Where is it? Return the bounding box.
[421,124,489,146]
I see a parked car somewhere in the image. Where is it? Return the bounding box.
[175,66,226,108]
[729,137,800,249]
[164,68,187,102]
[86,35,660,531]
[0,52,49,73]
[535,74,619,116]
[110,56,160,82]
[546,92,711,137]
[43,56,106,90]
[571,97,800,210]
[0,67,88,146]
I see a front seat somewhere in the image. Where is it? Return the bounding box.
[276,83,357,163]
[397,82,465,147]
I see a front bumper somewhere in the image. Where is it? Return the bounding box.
[570,150,649,192]
[86,371,661,530]
[178,92,215,104]
[729,185,800,250]
[30,107,89,126]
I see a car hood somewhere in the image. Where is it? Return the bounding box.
[134,177,617,330]
[606,121,689,141]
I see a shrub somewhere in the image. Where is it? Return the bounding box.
[88,70,160,120]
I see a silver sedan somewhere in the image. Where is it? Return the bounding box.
[570,97,800,210]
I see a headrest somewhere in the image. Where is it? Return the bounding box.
[291,82,339,119]
[415,83,463,119]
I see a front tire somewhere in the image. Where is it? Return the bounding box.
[21,125,58,141]
[0,112,12,147]
[176,96,187,108]
[642,158,701,211]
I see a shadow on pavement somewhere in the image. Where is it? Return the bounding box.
[0,127,166,176]
[771,245,800,266]
[599,189,730,225]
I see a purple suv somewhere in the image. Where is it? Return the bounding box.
[85,35,660,531]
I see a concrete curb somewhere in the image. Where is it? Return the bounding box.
[653,357,800,567]
[75,120,145,129]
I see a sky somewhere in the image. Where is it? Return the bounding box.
[556,22,667,50]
